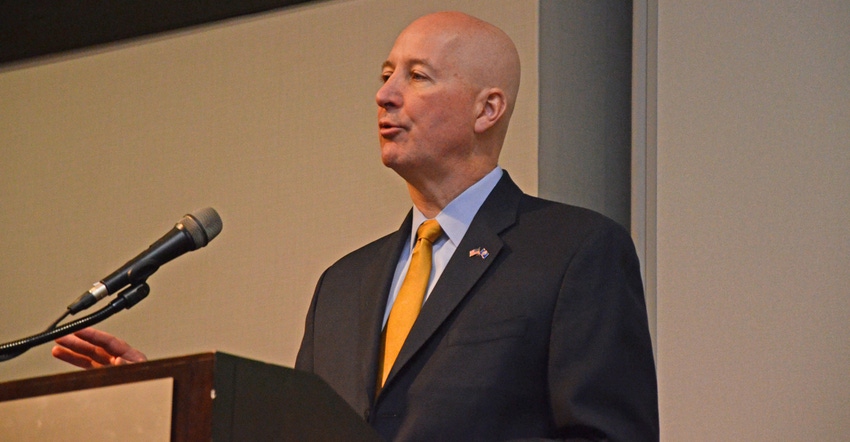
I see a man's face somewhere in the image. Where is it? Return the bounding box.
[376,24,479,183]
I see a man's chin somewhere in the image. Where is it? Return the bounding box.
[381,157,404,172]
[381,155,413,178]
[380,144,402,168]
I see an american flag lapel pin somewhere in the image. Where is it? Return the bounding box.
[469,247,490,259]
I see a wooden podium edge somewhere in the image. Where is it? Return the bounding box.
[0,352,217,401]
[0,352,381,441]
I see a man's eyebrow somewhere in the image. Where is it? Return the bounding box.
[380,58,433,71]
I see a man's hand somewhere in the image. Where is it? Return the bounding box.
[52,328,147,369]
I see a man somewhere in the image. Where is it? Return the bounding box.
[55,11,659,441]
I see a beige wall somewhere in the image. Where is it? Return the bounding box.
[0,0,539,381]
[6,1,846,438]
[652,1,850,439]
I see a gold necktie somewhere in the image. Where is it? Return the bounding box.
[379,219,443,387]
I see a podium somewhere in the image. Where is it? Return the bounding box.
[0,352,381,441]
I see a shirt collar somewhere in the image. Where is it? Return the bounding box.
[410,166,503,248]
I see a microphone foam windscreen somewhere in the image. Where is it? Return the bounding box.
[182,207,223,248]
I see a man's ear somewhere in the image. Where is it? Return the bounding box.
[474,88,507,134]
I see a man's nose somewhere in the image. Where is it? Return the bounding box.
[376,75,401,109]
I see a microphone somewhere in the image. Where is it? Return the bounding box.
[67,207,223,314]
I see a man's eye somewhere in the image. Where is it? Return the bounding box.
[411,72,426,81]
[380,72,392,83]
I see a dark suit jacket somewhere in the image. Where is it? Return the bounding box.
[295,172,659,441]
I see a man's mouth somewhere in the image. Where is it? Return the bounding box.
[379,120,404,137]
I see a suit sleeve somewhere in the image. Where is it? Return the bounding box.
[548,221,659,441]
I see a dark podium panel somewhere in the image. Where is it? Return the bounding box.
[0,352,381,441]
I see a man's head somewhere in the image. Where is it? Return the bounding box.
[376,12,521,198]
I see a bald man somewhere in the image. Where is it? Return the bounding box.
[55,11,658,441]
[295,12,658,441]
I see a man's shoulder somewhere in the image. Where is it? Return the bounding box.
[487,171,628,237]
[516,193,628,235]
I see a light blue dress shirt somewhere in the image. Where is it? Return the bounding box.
[381,166,503,327]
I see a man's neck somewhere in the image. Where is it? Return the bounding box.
[406,166,499,218]
[407,184,461,218]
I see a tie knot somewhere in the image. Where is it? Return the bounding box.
[417,219,443,244]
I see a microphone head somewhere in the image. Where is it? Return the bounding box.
[179,207,223,248]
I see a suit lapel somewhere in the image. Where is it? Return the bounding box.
[383,173,524,387]
[357,212,412,404]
